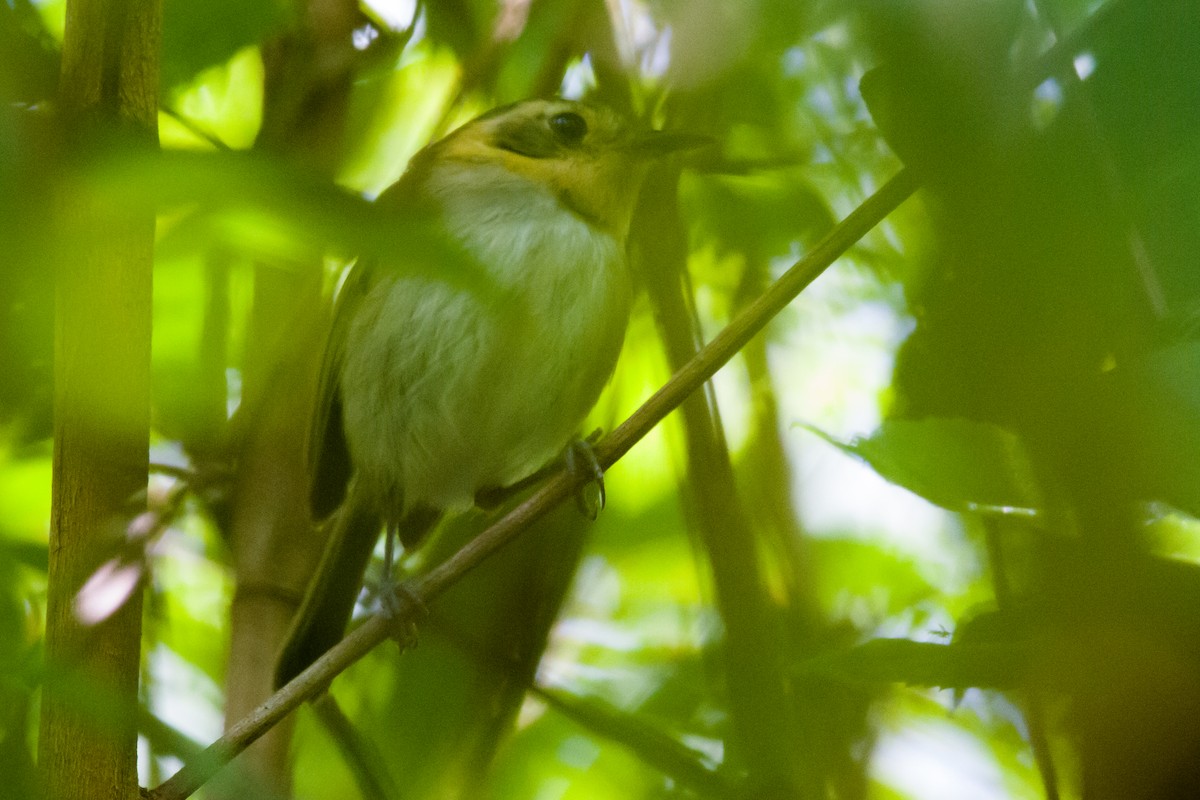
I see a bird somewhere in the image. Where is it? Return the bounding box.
[275,98,705,687]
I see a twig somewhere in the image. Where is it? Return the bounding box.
[532,684,737,797]
[146,167,917,800]
[310,694,399,800]
[160,107,233,151]
[147,463,197,482]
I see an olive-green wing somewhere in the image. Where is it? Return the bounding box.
[276,260,381,688]
[308,259,373,520]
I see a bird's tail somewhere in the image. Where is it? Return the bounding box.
[275,480,442,688]
[274,483,382,689]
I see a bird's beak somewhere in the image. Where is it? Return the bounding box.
[628,130,713,157]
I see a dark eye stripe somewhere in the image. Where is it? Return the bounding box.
[489,107,592,159]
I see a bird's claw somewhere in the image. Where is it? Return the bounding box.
[378,575,426,650]
[376,524,426,650]
[565,437,605,520]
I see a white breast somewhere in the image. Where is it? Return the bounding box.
[339,166,632,518]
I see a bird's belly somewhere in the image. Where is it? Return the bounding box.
[340,241,629,518]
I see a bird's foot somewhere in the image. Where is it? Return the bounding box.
[374,524,426,650]
[565,432,605,520]
[377,573,426,650]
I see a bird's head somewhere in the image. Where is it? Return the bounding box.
[412,99,706,241]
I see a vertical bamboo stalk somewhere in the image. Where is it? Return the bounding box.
[39,0,160,798]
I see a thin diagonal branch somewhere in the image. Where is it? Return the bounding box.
[532,685,737,798]
[147,167,917,800]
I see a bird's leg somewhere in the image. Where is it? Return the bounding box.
[380,520,398,610]
[475,469,549,509]
[378,521,424,648]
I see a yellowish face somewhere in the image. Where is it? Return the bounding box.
[429,100,651,239]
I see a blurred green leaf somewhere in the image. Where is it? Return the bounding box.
[423,0,492,59]
[83,148,498,295]
[0,0,59,103]
[797,638,1028,690]
[1108,340,1200,517]
[534,686,734,797]
[161,0,290,90]
[810,538,938,618]
[0,539,47,574]
[803,418,1043,516]
[686,172,833,261]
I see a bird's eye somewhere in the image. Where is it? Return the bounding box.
[549,112,588,145]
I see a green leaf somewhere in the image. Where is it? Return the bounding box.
[161,0,289,90]
[84,148,496,296]
[796,638,1028,690]
[802,418,1042,516]
[1112,339,1200,517]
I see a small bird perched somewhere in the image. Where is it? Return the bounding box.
[276,98,703,686]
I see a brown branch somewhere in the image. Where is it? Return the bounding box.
[147,167,917,800]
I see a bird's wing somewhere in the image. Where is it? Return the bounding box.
[309,161,434,517]
[279,259,380,688]
[308,259,373,520]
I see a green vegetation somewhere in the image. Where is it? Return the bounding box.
[3,0,1199,798]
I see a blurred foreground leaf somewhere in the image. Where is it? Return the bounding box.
[802,418,1043,516]
[797,638,1028,690]
[82,148,497,296]
[1109,339,1200,517]
[162,0,288,90]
